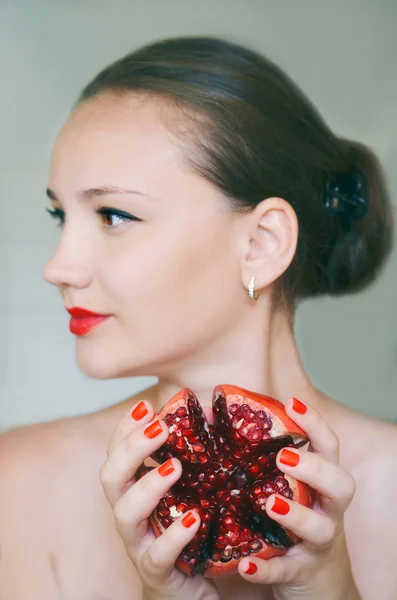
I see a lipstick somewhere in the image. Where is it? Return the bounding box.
[66,307,110,335]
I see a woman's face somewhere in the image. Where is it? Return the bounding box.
[43,93,247,379]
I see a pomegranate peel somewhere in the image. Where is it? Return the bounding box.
[137,384,314,577]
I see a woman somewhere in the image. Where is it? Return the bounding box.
[1,35,396,600]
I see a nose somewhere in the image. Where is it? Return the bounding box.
[43,231,92,289]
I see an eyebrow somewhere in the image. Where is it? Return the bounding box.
[46,186,156,202]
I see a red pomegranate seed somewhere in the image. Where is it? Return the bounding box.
[224,517,235,531]
[175,438,187,451]
[248,465,261,476]
[217,535,228,548]
[158,507,170,517]
[222,459,234,469]
[192,444,205,453]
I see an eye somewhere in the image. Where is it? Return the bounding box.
[45,207,141,229]
[46,207,64,228]
[96,207,141,228]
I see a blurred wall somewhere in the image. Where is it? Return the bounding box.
[1,0,396,432]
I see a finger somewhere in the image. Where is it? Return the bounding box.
[100,417,170,508]
[113,457,182,547]
[140,510,201,584]
[264,493,340,548]
[238,552,302,585]
[107,400,155,456]
[284,397,340,464]
[276,447,356,516]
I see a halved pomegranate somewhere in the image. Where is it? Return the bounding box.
[137,384,313,577]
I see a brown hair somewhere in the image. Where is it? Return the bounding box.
[75,35,395,316]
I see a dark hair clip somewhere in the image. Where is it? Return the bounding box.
[324,172,368,232]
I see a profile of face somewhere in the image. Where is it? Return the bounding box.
[43,93,257,380]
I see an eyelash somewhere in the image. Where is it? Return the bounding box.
[45,207,141,229]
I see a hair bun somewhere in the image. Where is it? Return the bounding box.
[322,139,394,297]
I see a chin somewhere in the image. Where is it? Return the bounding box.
[74,343,152,380]
[74,346,122,379]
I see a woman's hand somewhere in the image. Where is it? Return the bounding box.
[236,397,361,600]
[99,400,219,600]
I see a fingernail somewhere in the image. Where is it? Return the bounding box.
[182,511,196,528]
[158,458,175,477]
[131,401,148,421]
[144,420,163,439]
[271,496,290,515]
[292,397,307,414]
[279,448,300,467]
[244,561,258,575]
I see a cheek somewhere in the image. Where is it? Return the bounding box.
[102,220,241,346]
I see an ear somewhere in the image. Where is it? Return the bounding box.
[239,197,299,295]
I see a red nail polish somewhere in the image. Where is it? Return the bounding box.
[271,496,290,515]
[293,397,307,414]
[158,459,175,477]
[245,561,257,575]
[279,448,300,467]
[182,511,196,528]
[144,420,162,439]
[131,401,148,421]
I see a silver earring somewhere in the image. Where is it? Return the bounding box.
[248,276,259,300]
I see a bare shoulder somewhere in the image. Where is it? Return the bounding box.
[0,419,81,596]
[370,414,397,457]
[0,414,104,483]
[324,395,397,472]
[352,407,397,461]
[0,381,157,490]
[308,397,397,597]
[348,406,397,485]
[0,420,65,488]
[335,404,397,598]
[0,415,104,533]
[0,410,142,598]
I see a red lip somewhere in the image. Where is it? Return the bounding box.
[66,307,109,318]
[65,307,111,335]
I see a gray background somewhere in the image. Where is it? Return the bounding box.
[1,0,396,433]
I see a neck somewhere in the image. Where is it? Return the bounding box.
[152,306,326,414]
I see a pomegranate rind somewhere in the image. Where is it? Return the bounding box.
[155,388,198,420]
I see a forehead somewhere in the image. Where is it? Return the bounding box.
[49,93,185,194]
